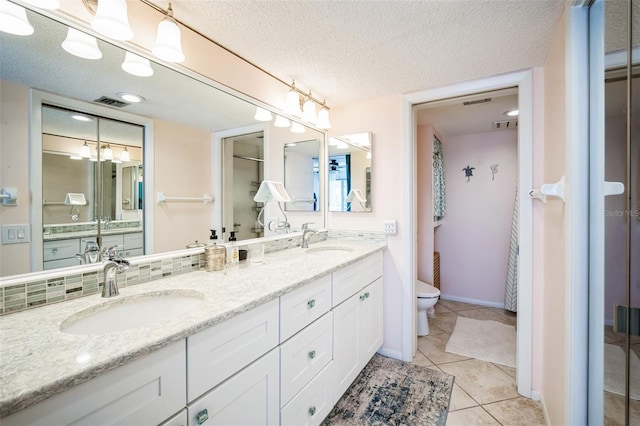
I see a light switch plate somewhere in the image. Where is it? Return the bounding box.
[1,224,31,244]
[384,220,397,235]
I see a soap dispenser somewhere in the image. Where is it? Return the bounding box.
[205,229,226,271]
[228,231,239,265]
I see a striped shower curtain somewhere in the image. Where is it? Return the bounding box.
[504,186,518,312]
[433,137,446,221]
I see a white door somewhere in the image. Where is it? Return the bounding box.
[588,0,639,424]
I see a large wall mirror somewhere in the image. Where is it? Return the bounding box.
[284,140,321,212]
[328,133,372,212]
[0,4,325,277]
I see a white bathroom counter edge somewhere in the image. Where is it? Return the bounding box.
[0,240,385,417]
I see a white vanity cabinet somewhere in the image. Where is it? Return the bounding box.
[332,251,384,402]
[43,238,81,269]
[2,341,187,426]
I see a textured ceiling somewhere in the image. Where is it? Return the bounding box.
[152,0,568,107]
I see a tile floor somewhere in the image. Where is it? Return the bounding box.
[411,299,546,426]
[603,325,640,425]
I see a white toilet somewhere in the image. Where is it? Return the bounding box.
[416,280,440,336]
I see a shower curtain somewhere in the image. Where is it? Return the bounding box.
[504,186,518,312]
[433,137,446,221]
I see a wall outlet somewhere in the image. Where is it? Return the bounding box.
[384,220,397,235]
[2,224,31,244]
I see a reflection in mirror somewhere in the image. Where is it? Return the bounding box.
[328,133,372,212]
[1,5,326,277]
[284,140,320,212]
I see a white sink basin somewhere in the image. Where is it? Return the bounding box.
[304,246,355,254]
[60,290,204,335]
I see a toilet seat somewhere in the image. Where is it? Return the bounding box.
[416,280,440,299]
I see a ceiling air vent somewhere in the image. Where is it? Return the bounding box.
[94,96,129,108]
[463,98,491,106]
[493,120,518,129]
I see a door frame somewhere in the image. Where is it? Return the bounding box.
[401,69,535,398]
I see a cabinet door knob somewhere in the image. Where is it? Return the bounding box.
[360,294,366,301]
[365,292,370,298]
[307,299,316,309]
[52,248,58,254]
[308,350,316,359]
[309,406,317,416]
[196,408,209,425]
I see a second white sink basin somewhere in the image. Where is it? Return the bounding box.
[60,290,204,335]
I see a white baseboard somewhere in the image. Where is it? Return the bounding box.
[538,393,551,425]
[440,294,506,309]
[377,347,403,361]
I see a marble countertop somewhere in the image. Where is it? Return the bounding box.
[43,227,143,242]
[0,239,385,417]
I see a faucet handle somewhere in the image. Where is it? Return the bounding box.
[302,222,314,230]
[102,245,119,260]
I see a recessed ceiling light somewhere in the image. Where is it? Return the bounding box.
[504,109,519,117]
[118,92,144,103]
[71,114,92,122]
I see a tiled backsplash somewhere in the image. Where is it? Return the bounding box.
[0,230,384,315]
[43,220,141,236]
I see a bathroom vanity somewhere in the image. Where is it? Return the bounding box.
[0,240,384,425]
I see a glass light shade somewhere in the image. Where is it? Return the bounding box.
[274,115,290,128]
[284,89,302,117]
[301,98,317,124]
[0,1,34,36]
[120,147,130,162]
[79,142,91,158]
[121,52,154,77]
[22,0,59,10]
[316,107,331,129]
[152,17,185,63]
[91,0,133,41]
[254,107,273,122]
[290,122,305,134]
[62,28,102,60]
[102,145,113,160]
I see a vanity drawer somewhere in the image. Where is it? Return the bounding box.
[43,257,81,270]
[280,275,331,342]
[43,239,80,262]
[122,248,143,258]
[332,251,383,307]
[280,312,333,406]
[124,232,143,249]
[281,362,334,426]
[101,234,124,250]
[187,298,279,401]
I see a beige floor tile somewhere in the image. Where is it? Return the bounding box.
[605,326,625,344]
[411,350,434,367]
[445,406,501,425]
[434,303,453,314]
[429,311,459,334]
[494,363,517,379]
[460,308,516,326]
[449,383,479,411]
[427,323,448,335]
[417,334,470,365]
[604,391,640,426]
[438,299,486,313]
[439,358,520,405]
[483,397,546,426]
[487,307,518,326]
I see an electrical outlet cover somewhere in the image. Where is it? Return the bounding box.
[384,220,397,235]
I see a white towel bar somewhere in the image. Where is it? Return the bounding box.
[156,192,213,204]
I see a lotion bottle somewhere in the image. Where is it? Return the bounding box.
[228,231,239,265]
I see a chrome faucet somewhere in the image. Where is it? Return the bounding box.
[75,241,101,264]
[301,222,317,249]
[101,246,130,298]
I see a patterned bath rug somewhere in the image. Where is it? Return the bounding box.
[445,316,516,368]
[321,354,454,426]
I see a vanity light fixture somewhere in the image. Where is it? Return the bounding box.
[79,141,91,158]
[301,92,317,124]
[62,27,102,60]
[316,100,331,129]
[102,144,113,160]
[120,146,131,162]
[118,92,144,103]
[0,0,34,36]
[284,80,302,117]
[274,115,290,128]
[121,52,154,77]
[152,2,185,63]
[290,122,305,134]
[504,109,519,117]
[22,0,59,10]
[254,107,273,122]
[91,0,133,41]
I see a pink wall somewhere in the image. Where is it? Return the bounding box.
[433,130,518,305]
[329,96,405,358]
[416,125,435,286]
[542,8,568,424]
